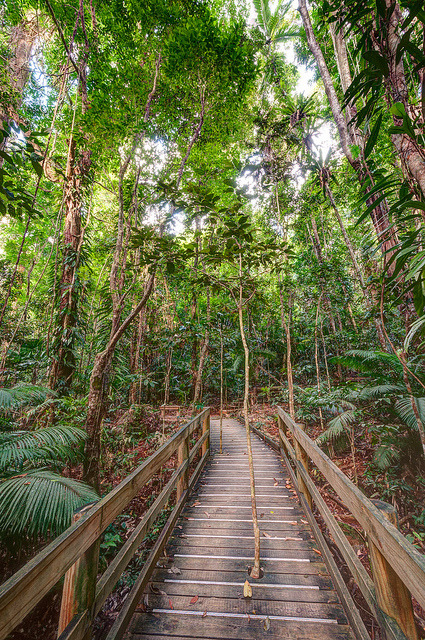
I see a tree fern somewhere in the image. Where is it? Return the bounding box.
[0,470,98,538]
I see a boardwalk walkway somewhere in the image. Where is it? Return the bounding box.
[128,417,356,640]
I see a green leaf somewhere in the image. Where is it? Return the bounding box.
[31,160,43,178]
[364,113,383,159]
[390,102,406,118]
[362,51,389,77]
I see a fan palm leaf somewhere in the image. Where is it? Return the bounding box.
[316,409,357,445]
[0,470,98,538]
[0,425,87,472]
[0,383,55,412]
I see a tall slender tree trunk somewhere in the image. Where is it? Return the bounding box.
[192,286,210,406]
[83,273,155,489]
[278,282,295,419]
[298,0,398,257]
[237,255,261,579]
[219,327,224,454]
[315,294,324,430]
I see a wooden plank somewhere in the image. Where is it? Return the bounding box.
[0,408,209,640]
[130,613,355,640]
[277,407,425,610]
[153,568,334,590]
[169,536,313,551]
[146,593,347,621]
[161,556,328,574]
[167,545,317,560]
[155,580,340,603]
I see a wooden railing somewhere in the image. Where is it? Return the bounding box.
[251,408,425,640]
[0,408,210,640]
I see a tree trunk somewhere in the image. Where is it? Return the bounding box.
[83,273,155,489]
[298,0,398,257]
[315,294,325,430]
[49,138,91,393]
[238,256,261,579]
[278,283,295,419]
[219,327,224,454]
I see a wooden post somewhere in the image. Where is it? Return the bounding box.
[294,424,313,510]
[368,500,419,640]
[58,503,99,639]
[201,410,210,457]
[277,414,288,457]
[177,431,189,501]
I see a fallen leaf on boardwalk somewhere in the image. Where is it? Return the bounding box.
[264,616,271,630]
[312,548,322,555]
[190,595,199,604]
[273,478,279,486]
[243,580,252,598]
[263,532,271,538]
[177,525,183,529]
[204,511,211,518]
[168,598,174,609]
[202,611,207,617]
[283,537,299,541]
[260,513,264,518]
[301,519,308,524]
[288,521,297,525]
[167,566,181,575]
[270,510,274,514]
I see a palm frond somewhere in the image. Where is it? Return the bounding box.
[333,350,403,377]
[373,445,401,471]
[357,383,406,400]
[316,410,356,445]
[253,0,271,34]
[0,425,87,471]
[0,470,98,538]
[395,396,425,430]
[0,383,55,412]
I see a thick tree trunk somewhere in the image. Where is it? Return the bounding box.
[379,0,425,197]
[49,139,91,393]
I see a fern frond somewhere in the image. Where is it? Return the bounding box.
[357,384,406,400]
[316,410,356,445]
[373,445,401,471]
[395,396,425,430]
[0,470,98,538]
[333,350,403,377]
[0,383,55,412]
[0,425,87,471]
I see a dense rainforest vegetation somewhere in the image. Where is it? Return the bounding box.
[1,0,425,631]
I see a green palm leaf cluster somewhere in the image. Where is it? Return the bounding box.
[315,350,425,471]
[0,384,98,542]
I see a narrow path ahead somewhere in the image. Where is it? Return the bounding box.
[128,418,355,640]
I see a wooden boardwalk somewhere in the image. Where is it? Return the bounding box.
[128,418,356,640]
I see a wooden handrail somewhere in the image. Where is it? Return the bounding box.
[0,408,210,640]
[252,409,425,640]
